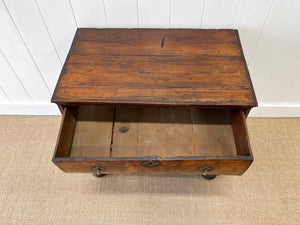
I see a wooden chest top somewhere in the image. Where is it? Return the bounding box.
[52,28,257,107]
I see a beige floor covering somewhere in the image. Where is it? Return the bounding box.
[0,116,299,225]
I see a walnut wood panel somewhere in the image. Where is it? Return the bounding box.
[70,106,114,158]
[54,106,114,159]
[190,109,236,156]
[112,107,195,157]
[74,29,241,56]
[230,109,252,156]
[54,88,254,106]
[51,28,257,107]
[54,106,77,157]
[60,55,249,89]
[52,158,253,175]
[112,108,236,158]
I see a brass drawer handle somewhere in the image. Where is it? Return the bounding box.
[141,160,160,167]
[199,166,213,175]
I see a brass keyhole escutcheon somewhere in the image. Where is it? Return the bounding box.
[199,166,213,175]
[141,160,160,167]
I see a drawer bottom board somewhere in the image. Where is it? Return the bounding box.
[69,106,237,158]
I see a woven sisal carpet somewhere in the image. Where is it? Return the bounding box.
[0,116,299,224]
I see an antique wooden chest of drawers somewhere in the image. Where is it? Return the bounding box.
[51,28,257,180]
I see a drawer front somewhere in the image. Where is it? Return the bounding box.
[53,158,252,175]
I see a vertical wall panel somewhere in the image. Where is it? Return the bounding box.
[282,68,300,103]
[201,0,239,28]
[37,0,77,63]
[0,0,300,115]
[234,0,274,62]
[261,23,300,102]
[139,0,170,28]
[70,0,107,28]
[0,0,50,101]
[0,51,31,102]
[0,87,10,102]
[248,0,299,98]
[170,0,204,28]
[105,0,138,28]
[4,0,62,92]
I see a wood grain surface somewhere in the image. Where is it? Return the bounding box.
[51,28,257,107]
[112,108,236,157]
[70,106,114,158]
[53,158,252,175]
[53,106,252,175]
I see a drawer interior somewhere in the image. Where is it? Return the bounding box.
[54,106,251,159]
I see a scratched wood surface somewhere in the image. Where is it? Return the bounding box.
[61,106,237,158]
[112,107,236,157]
[70,106,114,158]
[51,28,257,107]
[53,106,252,175]
[112,107,196,157]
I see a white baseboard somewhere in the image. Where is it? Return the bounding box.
[0,103,300,117]
[249,104,300,117]
[0,103,61,115]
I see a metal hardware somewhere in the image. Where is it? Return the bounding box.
[141,160,161,167]
[198,166,213,175]
[93,167,105,177]
[202,174,216,180]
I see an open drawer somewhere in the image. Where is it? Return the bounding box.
[53,106,253,176]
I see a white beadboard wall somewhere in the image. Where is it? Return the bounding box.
[0,0,300,116]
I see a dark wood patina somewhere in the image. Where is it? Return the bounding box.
[52,28,257,179]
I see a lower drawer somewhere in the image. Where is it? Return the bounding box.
[53,106,253,175]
